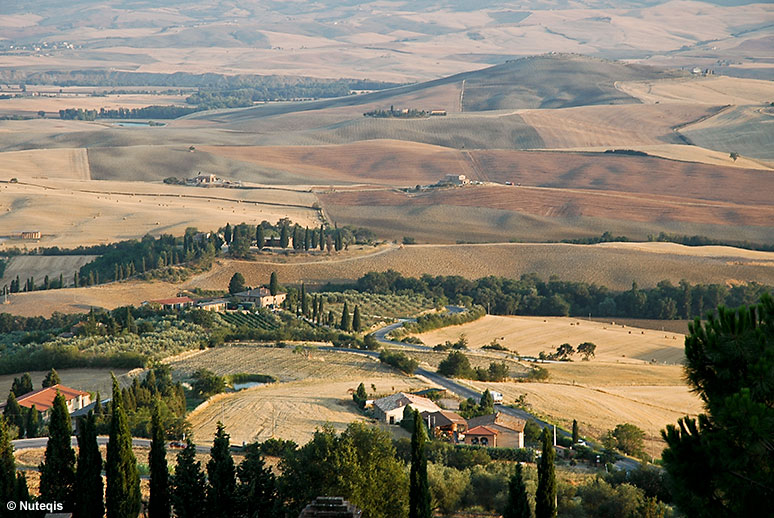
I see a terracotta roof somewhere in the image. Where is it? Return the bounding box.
[14,385,89,412]
[149,296,193,305]
[466,425,499,436]
[467,412,526,432]
[374,392,440,413]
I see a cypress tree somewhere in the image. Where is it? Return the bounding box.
[42,367,61,388]
[304,227,311,251]
[256,225,264,249]
[39,392,76,509]
[319,225,325,251]
[224,223,232,243]
[292,226,302,250]
[269,272,279,296]
[172,438,207,518]
[3,393,24,438]
[24,405,39,438]
[149,400,171,518]
[0,417,16,504]
[93,391,103,417]
[409,409,431,518]
[301,283,308,316]
[503,463,532,518]
[11,373,33,397]
[340,301,351,331]
[536,428,557,518]
[312,295,319,322]
[235,443,278,517]
[125,307,137,334]
[352,305,362,332]
[76,411,104,518]
[279,224,289,249]
[59,272,63,288]
[572,419,579,444]
[13,472,30,514]
[106,375,141,518]
[318,297,325,324]
[207,422,236,518]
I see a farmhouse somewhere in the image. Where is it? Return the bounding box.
[299,497,362,518]
[373,392,441,424]
[439,174,469,186]
[146,296,194,310]
[11,231,42,240]
[421,410,467,441]
[196,299,228,312]
[466,412,526,448]
[235,287,287,308]
[0,385,91,420]
[464,425,499,447]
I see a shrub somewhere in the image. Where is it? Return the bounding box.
[379,350,419,375]
[191,368,226,398]
[437,351,475,378]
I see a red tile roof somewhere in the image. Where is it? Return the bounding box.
[15,384,89,412]
[466,425,499,436]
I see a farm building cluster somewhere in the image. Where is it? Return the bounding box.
[144,287,286,313]
[371,391,525,448]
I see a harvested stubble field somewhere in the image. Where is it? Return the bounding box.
[0,92,189,115]
[680,105,774,161]
[0,255,95,289]
[519,103,720,149]
[166,345,396,383]
[616,76,774,106]
[0,368,132,398]
[0,178,320,248]
[183,242,774,293]
[187,377,424,446]
[0,280,179,317]
[320,184,774,228]
[0,148,91,180]
[413,315,686,364]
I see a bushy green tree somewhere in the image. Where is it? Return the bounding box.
[76,411,104,518]
[610,423,645,457]
[39,392,76,509]
[42,368,61,387]
[536,428,556,518]
[11,373,33,397]
[410,410,431,518]
[172,439,207,518]
[106,375,141,518]
[207,422,236,518]
[228,272,246,295]
[480,389,494,413]
[149,401,171,518]
[662,293,774,517]
[503,463,532,518]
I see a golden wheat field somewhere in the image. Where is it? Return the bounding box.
[183,242,774,292]
[187,377,423,446]
[616,76,774,105]
[0,255,94,289]
[414,315,686,364]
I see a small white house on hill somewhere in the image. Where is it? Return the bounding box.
[373,392,441,424]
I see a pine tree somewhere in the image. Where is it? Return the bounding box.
[3,393,24,438]
[76,411,104,518]
[39,392,76,509]
[409,409,431,518]
[42,368,61,388]
[269,272,279,296]
[352,305,362,332]
[172,438,207,518]
[235,443,278,517]
[0,418,16,504]
[572,419,579,444]
[503,463,532,518]
[340,301,351,331]
[228,272,246,295]
[301,283,308,317]
[149,401,171,518]
[106,375,141,518]
[24,405,39,438]
[536,428,557,518]
[207,422,236,518]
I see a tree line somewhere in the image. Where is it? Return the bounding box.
[354,270,771,320]
[559,230,774,252]
[59,106,200,120]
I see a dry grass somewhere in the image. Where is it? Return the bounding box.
[184,242,774,293]
[166,345,396,383]
[187,377,423,446]
[0,255,94,288]
[0,93,188,115]
[0,280,180,317]
[0,148,91,180]
[617,76,774,106]
[0,178,321,248]
[0,368,131,397]
[414,315,686,364]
